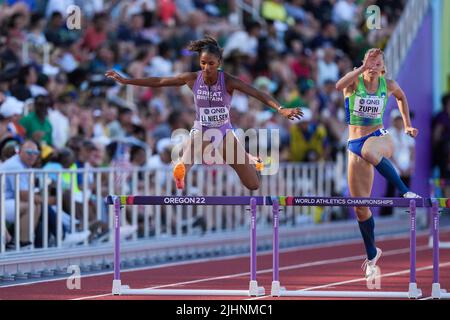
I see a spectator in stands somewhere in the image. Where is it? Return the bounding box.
[289,108,329,162]
[0,96,25,143]
[10,64,37,101]
[333,0,359,29]
[261,0,288,23]
[107,106,134,139]
[26,12,48,47]
[80,12,109,52]
[0,0,410,245]
[19,94,53,146]
[117,12,153,46]
[432,93,450,180]
[0,140,41,247]
[44,11,74,46]
[147,137,175,194]
[223,21,261,61]
[317,46,339,86]
[151,109,190,142]
[0,111,11,139]
[48,94,71,149]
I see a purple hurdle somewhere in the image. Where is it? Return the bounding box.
[109,195,265,296]
[431,200,450,299]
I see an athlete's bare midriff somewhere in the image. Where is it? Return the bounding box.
[348,124,384,140]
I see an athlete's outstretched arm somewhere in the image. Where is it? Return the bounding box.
[226,74,303,120]
[105,70,195,87]
[388,80,418,138]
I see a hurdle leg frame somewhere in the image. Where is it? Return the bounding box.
[111,196,265,296]
[431,200,450,299]
[270,199,422,299]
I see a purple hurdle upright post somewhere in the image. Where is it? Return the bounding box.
[112,196,122,295]
[271,198,282,296]
[408,200,422,298]
[248,197,265,296]
[250,197,257,282]
[431,200,447,298]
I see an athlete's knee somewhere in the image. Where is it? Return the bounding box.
[245,179,260,191]
[361,149,379,164]
[355,206,371,219]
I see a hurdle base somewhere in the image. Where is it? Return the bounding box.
[408,283,422,299]
[427,236,450,249]
[275,289,420,298]
[113,287,262,296]
[270,281,286,297]
[112,280,130,295]
[249,280,265,296]
[431,283,450,299]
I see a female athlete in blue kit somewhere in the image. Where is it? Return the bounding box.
[336,48,420,279]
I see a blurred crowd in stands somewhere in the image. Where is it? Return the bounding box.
[10,0,450,247]
[0,0,408,169]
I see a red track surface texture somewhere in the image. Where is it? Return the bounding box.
[1,232,449,300]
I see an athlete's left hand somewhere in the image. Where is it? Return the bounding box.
[405,126,419,138]
[279,107,303,120]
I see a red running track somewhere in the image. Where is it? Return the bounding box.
[1,231,449,300]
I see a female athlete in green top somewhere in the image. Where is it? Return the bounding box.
[336,48,420,279]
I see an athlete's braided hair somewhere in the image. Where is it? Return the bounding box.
[187,36,223,60]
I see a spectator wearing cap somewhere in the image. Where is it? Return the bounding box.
[0,96,26,143]
[380,110,416,216]
[289,108,329,162]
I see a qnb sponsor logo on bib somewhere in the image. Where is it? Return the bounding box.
[353,96,383,119]
[200,107,229,127]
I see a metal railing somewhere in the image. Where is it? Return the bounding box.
[384,0,431,79]
[0,158,345,254]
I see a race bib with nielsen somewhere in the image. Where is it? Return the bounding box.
[353,96,384,119]
[199,107,230,127]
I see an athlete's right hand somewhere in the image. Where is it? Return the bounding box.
[362,48,382,71]
[105,70,128,84]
